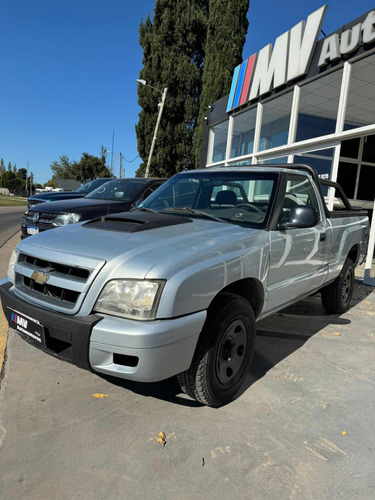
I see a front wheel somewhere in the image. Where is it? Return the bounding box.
[321,258,355,314]
[177,293,256,407]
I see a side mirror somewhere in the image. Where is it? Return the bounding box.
[278,206,318,230]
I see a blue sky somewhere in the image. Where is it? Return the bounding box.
[1,1,373,185]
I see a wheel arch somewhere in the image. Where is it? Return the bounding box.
[209,278,264,319]
[347,244,360,266]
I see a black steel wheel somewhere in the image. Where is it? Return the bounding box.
[177,293,255,407]
[321,258,355,314]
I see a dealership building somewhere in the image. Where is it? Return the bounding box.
[201,5,375,284]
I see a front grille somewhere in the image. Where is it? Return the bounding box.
[25,211,56,224]
[28,200,45,210]
[19,254,90,279]
[14,252,100,312]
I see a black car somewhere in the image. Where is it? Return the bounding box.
[21,178,165,238]
[27,178,113,210]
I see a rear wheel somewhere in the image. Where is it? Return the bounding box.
[177,293,255,407]
[321,258,355,314]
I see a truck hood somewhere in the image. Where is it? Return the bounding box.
[17,211,263,280]
[30,197,131,215]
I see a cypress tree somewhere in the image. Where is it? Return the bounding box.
[136,0,208,177]
[194,0,249,167]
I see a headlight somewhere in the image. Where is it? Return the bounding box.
[94,279,165,320]
[8,248,19,284]
[53,213,81,226]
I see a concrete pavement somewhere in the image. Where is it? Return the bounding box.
[0,235,374,498]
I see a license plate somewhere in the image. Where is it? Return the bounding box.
[27,226,39,235]
[8,307,46,347]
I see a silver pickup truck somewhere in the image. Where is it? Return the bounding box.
[0,165,369,407]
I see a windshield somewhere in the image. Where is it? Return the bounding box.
[139,170,278,227]
[75,178,104,193]
[85,179,147,201]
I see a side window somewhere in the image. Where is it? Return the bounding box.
[279,174,320,223]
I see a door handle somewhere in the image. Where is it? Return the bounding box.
[320,232,326,241]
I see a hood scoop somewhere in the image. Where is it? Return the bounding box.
[82,211,192,233]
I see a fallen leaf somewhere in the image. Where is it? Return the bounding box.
[342,430,347,436]
[157,432,167,449]
[366,301,370,305]
[201,458,205,467]
[334,332,341,336]
[92,393,109,398]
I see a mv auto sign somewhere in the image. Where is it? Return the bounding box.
[227,5,375,112]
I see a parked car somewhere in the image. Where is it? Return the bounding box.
[27,178,114,210]
[21,178,165,238]
[1,165,369,407]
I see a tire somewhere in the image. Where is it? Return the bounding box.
[177,293,256,407]
[321,258,355,314]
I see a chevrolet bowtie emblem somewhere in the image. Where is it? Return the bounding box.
[31,271,50,285]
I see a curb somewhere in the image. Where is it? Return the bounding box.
[0,232,21,376]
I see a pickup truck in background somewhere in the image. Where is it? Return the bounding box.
[0,165,369,407]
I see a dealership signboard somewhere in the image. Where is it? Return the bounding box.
[227,5,375,112]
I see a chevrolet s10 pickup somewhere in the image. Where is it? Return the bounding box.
[0,165,369,406]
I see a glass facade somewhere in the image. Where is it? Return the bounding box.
[205,40,375,209]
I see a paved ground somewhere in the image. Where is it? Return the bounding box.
[0,236,374,499]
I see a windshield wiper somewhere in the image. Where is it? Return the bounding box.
[161,207,227,223]
[131,206,158,213]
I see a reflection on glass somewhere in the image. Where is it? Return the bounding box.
[258,157,288,164]
[344,54,375,131]
[259,92,293,151]
[296,70,343,141]
[230,107,257,158]
[293,148,334,196]
[209,120,228,163]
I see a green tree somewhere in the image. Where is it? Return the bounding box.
[71,153,111,183]
[0,158,5,174]
[135,0,208,178]
[194,0,249,166]
[50,155,76,180]
[0,170,23,195]
[7,161,12,171]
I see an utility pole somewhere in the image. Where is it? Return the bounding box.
[119,152,122,179]
[145,87,168,178]
[111,130,115,176]
[26,161,29,196]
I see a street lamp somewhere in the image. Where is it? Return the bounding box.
[136,79,168,178]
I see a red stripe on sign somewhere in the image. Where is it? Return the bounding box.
[239,54,256,106]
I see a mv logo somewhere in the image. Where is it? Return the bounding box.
[11,313,28,329]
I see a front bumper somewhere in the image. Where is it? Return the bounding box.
[21,221,54,239]
[0,282,206,382]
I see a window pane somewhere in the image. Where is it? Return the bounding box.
[230,107,257,157]
[294,148,334,196]
[357,165,375,201]
[362,135,375,163]
[340,138,360,159]
[259,92,293,151]
[337,162,358,199]
[258,156,288,164]
[344,54,375,131]
[296,70,343,141]
[209,121,228,163]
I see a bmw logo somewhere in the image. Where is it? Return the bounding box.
[31,212,40,223]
